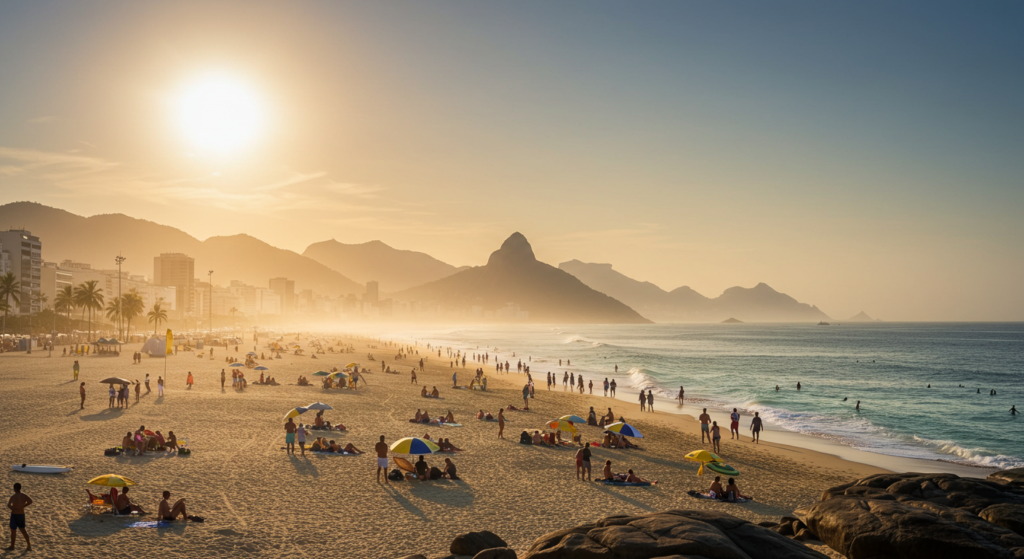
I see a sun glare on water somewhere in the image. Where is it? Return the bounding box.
[176,74,265,154]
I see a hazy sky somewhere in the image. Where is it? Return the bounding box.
[1,1,1022,321]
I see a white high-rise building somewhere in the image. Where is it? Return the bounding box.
[0,230,42,314]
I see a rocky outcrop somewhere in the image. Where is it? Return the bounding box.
[450,531,509,557]
[520,509,828,559]
[795,471,1024,559]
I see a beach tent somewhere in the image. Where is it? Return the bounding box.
[141,337,166,357]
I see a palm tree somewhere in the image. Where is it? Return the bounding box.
[104,298,121,338]
[147,300,168,335]
[121,290,145,339]
[0,272,21,336]
[55,285,75,333]
[74,280,104,342]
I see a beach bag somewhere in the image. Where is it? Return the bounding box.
[104,448,119,456]
[429,467,442,480]
[519,431,531,445]
[388,469,404,481]
[178,448,191,455]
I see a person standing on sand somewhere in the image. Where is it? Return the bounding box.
[79,382,86,409]
[296,423,306,457]
[588,380,593,394]
[639,392,646,412]
[145,373,150,393]
[711,421,721,453]
[730,408,740,440]
[522,384,531,410]
[220,370,225,389]
[157,376,164,396]
[73,360,79,380]
[285,418,297,455]
[699,408,712,443]
[610,379,617,397]
[186,372,194,389]
[750,412,763,443]
[603,378,609,397]
[7,483,32,552]
[678,386,684,405]
[375,436,389,483]
[647,390,654,411]
[108,385,115,408]
[135,380,140,404]
[497,409,505,439]
[452,371,457,388]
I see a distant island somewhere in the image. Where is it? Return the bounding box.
[721,317,744,324]
[847,311,882,322]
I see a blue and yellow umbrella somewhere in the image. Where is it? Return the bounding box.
[389,437,440,455]
[605,422,644,439]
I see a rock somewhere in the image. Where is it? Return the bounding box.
[521,509,828,559]
[474,549,516,559]
[990,468,1024,488]
[799,494,1024,559]
[396,555,427,559]
[793,528,813,541]
[758,521,778,528]
[451,531,509,557]
[980,504,1024,537]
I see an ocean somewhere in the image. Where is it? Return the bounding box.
[385,322,1024,470]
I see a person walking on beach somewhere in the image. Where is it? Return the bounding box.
[220,369,225,389]
[678,386,684,405]
[452,371,457,388]
[603,378,609,396]
[699,408,712,443]
[73,360,79,380]
[108,385,115,408]
[296,423,306,457]
[711,421,721,453]
[639,391,646,412]
[563,371,568,389]
[284,418,297,455]
[186,372,194,389]
[157,376,164,396]
[79,382,86,409]
[7,483,32,552]
[145,373,150,393]
[497,408,505,439]
[750,412,763,443]
[522,384,531,410]
[588,380,593,394]
[610,379,617,397]
[647,390,654,411]
[730,408,740,440]
[375,435,389,483]
[134,380,140,404]
[411,369,417,384]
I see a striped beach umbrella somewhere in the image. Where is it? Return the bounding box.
[283,407,308,421]
[605,422,644,439]
[389,437,440,455]
[559,414,587,424]
[546,419,578,433]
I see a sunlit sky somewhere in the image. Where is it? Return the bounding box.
[1,1,1022,321]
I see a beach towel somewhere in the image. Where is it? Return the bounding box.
[687,491,750,503]
[440,423,463,427]
[311,451,359,456]
[478,417,498,422]
[600,480,653,487]
[128,520,174,528]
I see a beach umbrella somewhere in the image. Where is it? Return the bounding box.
[284,407,308,421]
[345,362,358,369]
[559,414,587,424]
[546,419,578,433]
[684,450,722,464]
[99,377,131,385]
[605,422,644,439]
[254,366,269,371]
[87,474,137,488]
[389,437,440,455]
[305,402,333,411]
[331,372,349,379]
[229,363,244,368]
[247,352,257,356]
[311,371,330,377]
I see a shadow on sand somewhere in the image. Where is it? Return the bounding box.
[79,409,124,421]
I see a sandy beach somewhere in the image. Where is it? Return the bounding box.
[0,333,933,558]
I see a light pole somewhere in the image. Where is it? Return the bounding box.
[208,270,213,338]
[115,254,126,340]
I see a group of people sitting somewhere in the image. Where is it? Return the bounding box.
[476,410,496,420]
[420,433,462,452]
[707,476,750,501]
[524,430,576,447]
[411,455,458,481]
[408,409,456,425]
[89,487,197,521]
[309,437,363,454]
[256,372,279,385]
[311,411,346,431]
[420,386,441,398]
[601,460,654,484]
[119,425,178,455]
[599,431,640,449]
[297,375,311,386]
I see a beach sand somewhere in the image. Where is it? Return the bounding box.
[1,335,889,558]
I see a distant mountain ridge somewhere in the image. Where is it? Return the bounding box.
[303,239,465,293]
[0,202,364,296]
[559,259,829,322]
[395,233,650,323]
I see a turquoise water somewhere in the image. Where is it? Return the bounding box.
[388,323,1024,469]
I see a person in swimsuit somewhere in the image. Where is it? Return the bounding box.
[724,478,751,501]
[414,456,429,481]
[709,476,724,499]
[80,382,86,409]
[710,421,721,453]
[285,418,297,455]
[625,469,653,484]
[441,458,459,480]
[602,460,614,481]
[750,412,763,443]
[699,409,712,443]
[639,391,646,412]
[678,386,684,405]
[115,487,145,515]
[610,379,616,396]
[730,408,740,440]
[7,483,32,551]
[297,424,307,456]
[375,436,389,483]
[158,491,187,520]
[497,409,505,439]
[581,445,592,481]
[647,390,654,411]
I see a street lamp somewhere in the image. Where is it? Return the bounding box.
[208,270,213,338]
[115,254,126,340]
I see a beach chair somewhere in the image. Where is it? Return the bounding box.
[393,457,418,480]
[84,490,112,514]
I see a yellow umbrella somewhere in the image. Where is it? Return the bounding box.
[546,419,578,434]
[345,362,358,369]
[87,474,137,487]
[283,407,308,421]
[684,449,723,476]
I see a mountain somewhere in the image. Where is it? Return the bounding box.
[558,259,830,322]
[303,239,464,293]
[847,311,880,322]
[395,233,650,323]
[722,318,744,324]
[0,202,363,296]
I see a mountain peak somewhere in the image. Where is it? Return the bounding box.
[487,232,536,267]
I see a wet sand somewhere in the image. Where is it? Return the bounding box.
[1,335,889,558]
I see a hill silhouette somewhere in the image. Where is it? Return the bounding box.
[559,259,829,322]
[0,202,363,296]
[847,311,880,322]
[396,233,650,323]
[303,239,464,293]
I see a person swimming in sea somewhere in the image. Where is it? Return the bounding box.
[1010,405,1017,416]
[855,400,861,411]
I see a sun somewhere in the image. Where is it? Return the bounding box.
[176,74,265,153]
